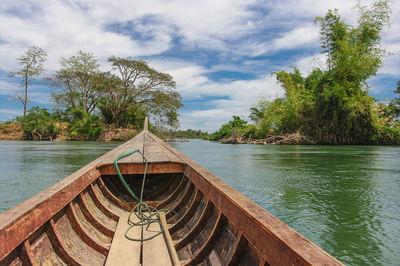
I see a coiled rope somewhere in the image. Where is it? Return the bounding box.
[114,149,172,241]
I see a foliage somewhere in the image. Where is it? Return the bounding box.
[63,107,104,140]
[48,51,104,114]
[99,56,183,128]
[16,107,58,140]
[390,80,400,117]
[209,116,254,140]
[249,1,397,144]
[371,126,400,145]
[9,46,47,117]
[165,129,208,139]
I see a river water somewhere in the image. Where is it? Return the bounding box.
[0,140,399,265]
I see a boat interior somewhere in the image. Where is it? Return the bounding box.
[0,126,342,266]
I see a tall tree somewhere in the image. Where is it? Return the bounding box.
[311,0,391,143]
[100,56,183,127]
[391,80,400,116]
[252,0,392,144]
[9,46,47,117]
[48,51,104,114]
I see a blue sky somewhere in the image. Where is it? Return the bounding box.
[0,0,399,132]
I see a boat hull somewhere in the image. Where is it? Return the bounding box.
[0,131,343,265]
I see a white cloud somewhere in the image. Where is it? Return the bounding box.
[271,24,320,51]
[0,0,399,129]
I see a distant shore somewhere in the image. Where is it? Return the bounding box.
[0,123,137,141]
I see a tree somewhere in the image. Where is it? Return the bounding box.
[310,0,391,143]
[391,81,400,117]
[249,1,393,144]
[9,46,47,117]
[101,56,183,127]
[48,51,104,114]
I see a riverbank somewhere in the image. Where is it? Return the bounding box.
[0,122,138,141]
[221,132,315,145]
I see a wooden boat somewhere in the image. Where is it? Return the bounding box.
[0,118,343,265]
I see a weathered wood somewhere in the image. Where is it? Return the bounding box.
[174,201,212,250]
[88,184,119,221]
[169,189,202,234]
[105,212,141,266]
[166,183,195,219]
[46,218,80,265]
[98,162,185,176]
[65,203,109,256]
[19,241,38,266]
[156,177,186,209]
[226,233,247,266]
[77,194,114,238]
[142,218,172,266]
[148,175,180,201]
[97,177,132,211]
[159,212,181,266]
[184,212,226,266]
[0,168,101,261]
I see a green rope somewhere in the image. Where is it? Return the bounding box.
[114,149,173,241]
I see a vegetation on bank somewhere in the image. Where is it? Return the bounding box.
[210,0,400,145]
[2,0,399,145]
[3,49,183,140]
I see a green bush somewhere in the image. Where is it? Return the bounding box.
[65,107,104,140]
[209,116,249,140]
[371,126,400,145]
[16,107,58,140]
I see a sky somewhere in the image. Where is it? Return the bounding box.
[0,0,399,132]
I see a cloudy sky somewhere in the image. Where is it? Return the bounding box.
[0,0,399,131]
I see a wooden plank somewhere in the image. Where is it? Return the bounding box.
[98,162,185,176]
[142,218,172,266]
[159,213,180,266]
[105,212,141,266]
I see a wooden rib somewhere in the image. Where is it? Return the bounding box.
[97,177,131,211]
[65,203,108,256]
[174,201,212,250]
[76,194,114,238]
[46,219,80,265]
[148,176,179,201]
[88,184,119,221]
[169,189,202,234]
[259,258,267,266]
[159,212,181,266]
[183,212,226,266]
[156,177,186,209]
[19,240,38,266]
[166,182,195,219]
[226,233,248,266]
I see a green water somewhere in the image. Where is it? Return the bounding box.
[1,140,399,265]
